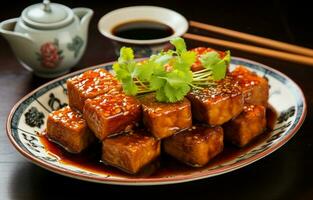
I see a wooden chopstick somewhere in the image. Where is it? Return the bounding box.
[183,33,313,66]
[189,20,313,57]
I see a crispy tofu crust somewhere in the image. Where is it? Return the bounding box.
[164,125,224,167]
[187,76,244,125]
[140,94,192,139]
[46,106,95,153]
[83,92,141,141]
[102,131,161,174]
[230,66,269,106]
[224,105,267,147]
[67,68,121,111]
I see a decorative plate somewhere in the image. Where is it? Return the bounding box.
[6,57,306,185]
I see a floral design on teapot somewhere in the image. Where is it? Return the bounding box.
[67,35,84,58]
[36,39,64,68]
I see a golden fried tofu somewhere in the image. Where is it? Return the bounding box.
[140,94,192,139]
[187,76,244,125]
[67,68,121,112]
[46,106,95,153]
[164,125,224,167]
[191,47,227,72]
[230,66,269,106]
[102,131,161,174]
[83,92,141,141]
[224,105,266,147]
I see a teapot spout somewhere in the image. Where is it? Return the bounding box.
[73,8,94,36]
[0,18,33,48]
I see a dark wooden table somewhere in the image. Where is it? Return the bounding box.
[1,1,313,199]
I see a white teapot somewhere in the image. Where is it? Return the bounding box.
[0,0,93,77]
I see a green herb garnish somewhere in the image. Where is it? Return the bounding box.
[113,37,230,102]
[198,50,230,80]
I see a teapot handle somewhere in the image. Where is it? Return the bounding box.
[73,8,94,26]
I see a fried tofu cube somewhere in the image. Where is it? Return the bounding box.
[164,126,224,167]
[224,105,267,147]
[102,131,161,174]
[187,76,244,125]
[67,68,121,111]
[46,106,95,153]
[83,92,141,140]
[230,66,269,106]
[191,47,227,72]
[140,94,192,139]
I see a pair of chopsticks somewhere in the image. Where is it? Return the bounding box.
[183,20,313,66]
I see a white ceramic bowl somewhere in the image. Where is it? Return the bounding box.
[98,6,188,57]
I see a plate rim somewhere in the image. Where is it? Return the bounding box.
[6,57,307,185]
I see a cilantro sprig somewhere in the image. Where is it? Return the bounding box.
[113,37,230,103]
[192,50,230,87]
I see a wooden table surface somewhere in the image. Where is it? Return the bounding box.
[1,1,313,199]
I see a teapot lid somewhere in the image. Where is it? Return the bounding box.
[21,0,74,29]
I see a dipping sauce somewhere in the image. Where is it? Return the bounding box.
[112,20,174,40]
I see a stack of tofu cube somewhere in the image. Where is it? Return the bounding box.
[47,59,269,174]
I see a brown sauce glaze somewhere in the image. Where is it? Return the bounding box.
[68,68,121,98]
[39,106,277,178]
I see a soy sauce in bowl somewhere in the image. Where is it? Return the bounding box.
[112,20,174,40]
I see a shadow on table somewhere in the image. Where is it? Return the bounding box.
[8,146,304,200]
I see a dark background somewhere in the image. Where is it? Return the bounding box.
[1,0,313,200]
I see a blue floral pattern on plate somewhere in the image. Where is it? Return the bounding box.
[6,57,306,185]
